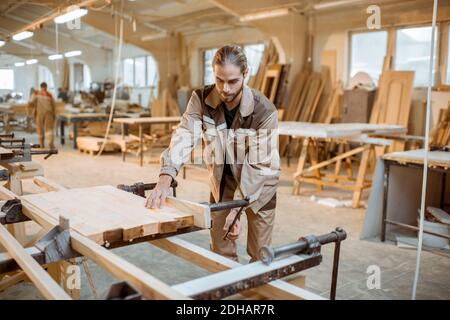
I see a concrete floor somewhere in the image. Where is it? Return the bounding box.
[0,131,449,300]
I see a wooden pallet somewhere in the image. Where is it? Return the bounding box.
[76,136,119,155]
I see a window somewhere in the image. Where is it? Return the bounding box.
[146,55,159,99]
[395,26,437,86]
[123,58,134,86]
[446,26,450,84]
[350,31,388,83]
[38,65,54,90]
[203,48,218,85]
[83,64,92,90]
[244,43,265,83]
[0,69,14,90]
[134,56,146,87]
[121,55,159,93]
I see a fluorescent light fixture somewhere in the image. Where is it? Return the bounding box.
[26,59,38,65]
[239,8,289,22]
[140,32,167,42]
[14,62,25,67]
[64,50,82,57]
[48,54,63,60]
[0,40,5,47]
[313,0,363,10]
[12,31,34,41]
[54,7,88,24]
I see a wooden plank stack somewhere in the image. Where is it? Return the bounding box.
[248,41,279,90]
[430,104,450,147]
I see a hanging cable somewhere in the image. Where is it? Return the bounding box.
[96,0,124,157]
[411,0,438,300]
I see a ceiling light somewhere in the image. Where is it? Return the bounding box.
[14,62,25,67]
[140,32,167,41]
[0,40,5,47]
[54,7,88,24]
[12,31,34,41]
[239,8,290,22]
[48,54,63,60]
[64,50,82,57]
[26,59,38,65]
[313,0,364,10]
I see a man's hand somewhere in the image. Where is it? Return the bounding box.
[223,208,242,241]
[145,175,173,209]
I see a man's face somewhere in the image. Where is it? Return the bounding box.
[213,63,247,103]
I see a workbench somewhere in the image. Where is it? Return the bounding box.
[278,122,407,208]
[362,149,450,241]
[0,102,31,133]
[0,177,345,300]
[113,117,181,166]
[57,113,145,149]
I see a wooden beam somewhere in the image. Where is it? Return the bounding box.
[172,253,320,299]
[70,232,188,300]
[0,271,27,292]
[0,185,188,300]
[151,237,325,300]
[33,176,67,192]
[0,223,71,299]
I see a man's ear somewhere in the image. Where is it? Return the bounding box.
[243,68,249,80]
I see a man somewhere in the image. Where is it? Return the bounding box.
[31,82,56,149]
[145,45,280,262]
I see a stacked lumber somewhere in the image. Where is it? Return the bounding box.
[279,69,329,155]
[148,88,181,136]
[76,136,119,155]
[430,104,450,147]
[248,41,278,90]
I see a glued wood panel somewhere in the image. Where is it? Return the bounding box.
[20,186,200,244]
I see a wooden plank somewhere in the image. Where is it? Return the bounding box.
[113,116,181,125]
[165,196,211,229]
[33,176,67,192]
[70,232,188,299]
[321,50,337,84]
[151,237,325,300]
[0,223,71,300]
[172,253,320,299]
[0,186,187,300]
[0,271,27,292]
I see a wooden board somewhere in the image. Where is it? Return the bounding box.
[151,237,325,300]
[370,71,414,126]
[278,122,406,139]
[113,116,181,125]
[19,185,205,244]
[383,149,450,168]
[0,223,71,300]
[0,147,14,161]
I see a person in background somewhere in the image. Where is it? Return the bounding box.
[57,87,68,103]
[31,82,56,149]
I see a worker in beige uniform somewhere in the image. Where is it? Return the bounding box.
[145,45,280,262]
[31,82,56,149]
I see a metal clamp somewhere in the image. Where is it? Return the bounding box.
[35,216,78,264]
[0,199,30,224]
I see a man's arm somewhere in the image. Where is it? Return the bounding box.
[145,91,203,208]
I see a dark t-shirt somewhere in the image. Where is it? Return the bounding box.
[222,103,239,176]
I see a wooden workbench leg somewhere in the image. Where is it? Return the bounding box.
[293,138,310,195]
[333,143,344,182]
[352,147,372,208]
[308,141,323,191]
[46,259,81,299]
